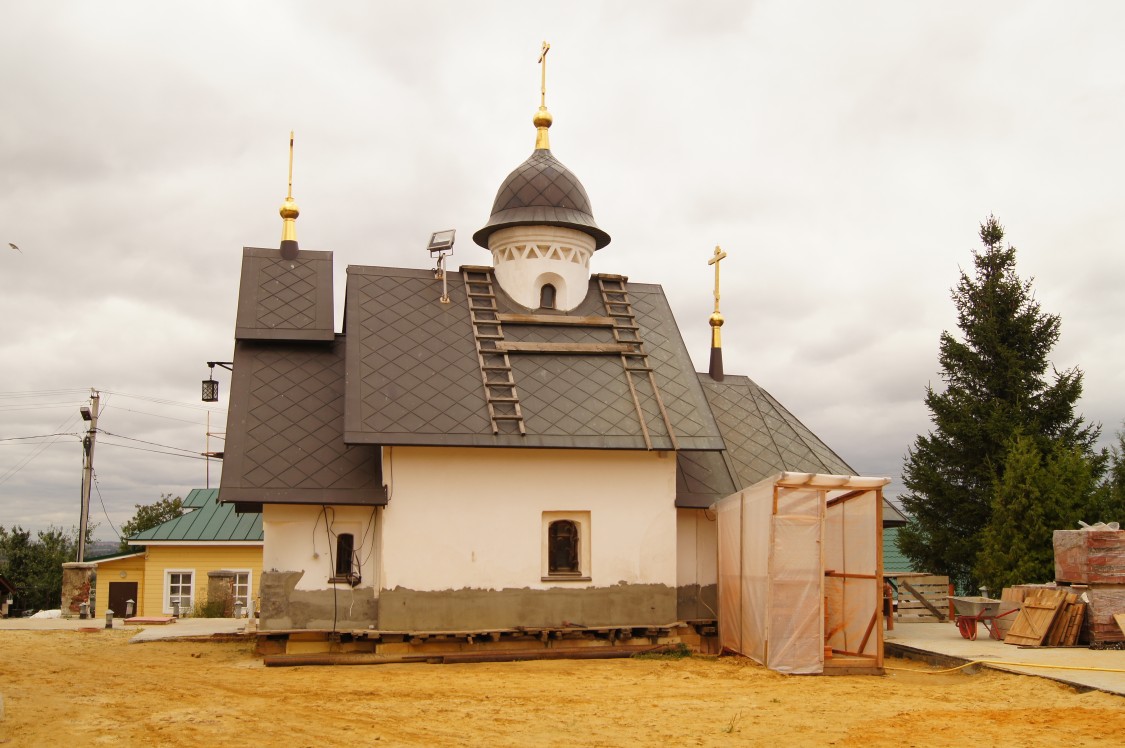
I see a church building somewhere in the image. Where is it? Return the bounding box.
[217,47,899,645]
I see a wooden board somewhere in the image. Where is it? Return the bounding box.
[894,575,949,623]
[1003,588,1068,647]
[1115,612,1125,636]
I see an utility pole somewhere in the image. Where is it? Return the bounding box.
[76,389,100,563]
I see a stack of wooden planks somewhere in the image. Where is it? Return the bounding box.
[1002,587,1086,647]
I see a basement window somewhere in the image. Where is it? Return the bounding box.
[329,533,361,586]
[542,511,591,581]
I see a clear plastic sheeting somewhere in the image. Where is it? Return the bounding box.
[715,472,889,675]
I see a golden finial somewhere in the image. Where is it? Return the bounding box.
[279,131,299,259]
[707,246,727,381]
[534,41,553,150]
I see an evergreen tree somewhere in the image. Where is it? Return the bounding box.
[1089,427,1125,524]
[898,216,1098,591]
[975,434,1098,591]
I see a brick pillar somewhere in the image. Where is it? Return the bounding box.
[61,562,97,618]
[207,570,237,617]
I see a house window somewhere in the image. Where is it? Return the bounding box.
[165,570,193,614]
[539,283,557,309]
[330,533,360,585]
[232,571,251,611]
[548,520,580,574]
[541,511,591,581]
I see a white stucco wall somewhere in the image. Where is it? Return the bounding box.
[262,504,379,593]
[381,446,677,592]
[488,225,595,311]
[676,508,718,590]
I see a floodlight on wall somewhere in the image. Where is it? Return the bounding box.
[427,229,456,304]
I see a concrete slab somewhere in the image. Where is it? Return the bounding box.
[0,615,250,642]
[887,621,1125,696]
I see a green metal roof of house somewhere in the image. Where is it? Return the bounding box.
[883,527,915,574]
[130,488,262,543]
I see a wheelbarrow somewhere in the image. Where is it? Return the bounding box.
[951,596,1017,640]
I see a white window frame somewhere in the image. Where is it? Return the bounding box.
[229,569,253,611]
[541,511,591,582]
[164,569,195,615]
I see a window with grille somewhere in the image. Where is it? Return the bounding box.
[542,511,591,581]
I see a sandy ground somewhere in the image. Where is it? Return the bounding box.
[0,630,1122,747]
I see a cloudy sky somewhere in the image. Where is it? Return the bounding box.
[3,1,1124,539]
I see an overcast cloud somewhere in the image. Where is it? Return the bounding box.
[3,1,1124,539]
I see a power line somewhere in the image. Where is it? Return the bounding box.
[0,433,81,442]
[93,472,122,541]
[101,390,226,414]
[0,413,82,487]
[102,406,214,425]
[96,441,210,461]
[96,429,200,455]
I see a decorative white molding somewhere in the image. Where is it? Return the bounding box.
[488,226,595,311]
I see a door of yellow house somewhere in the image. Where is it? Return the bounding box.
[107,581,138,617]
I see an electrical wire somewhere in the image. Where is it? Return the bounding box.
[0,413,82,487]
[92,471,122,541]
[96,442,209,461]
[96,429,201,454]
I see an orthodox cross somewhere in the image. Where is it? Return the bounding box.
[708,245,727,313]
[538,41,551,108]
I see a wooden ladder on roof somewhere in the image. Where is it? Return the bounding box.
[462,267,526,435]
[596,275,679,451]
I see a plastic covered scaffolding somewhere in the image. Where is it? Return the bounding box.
[716,472,890,674]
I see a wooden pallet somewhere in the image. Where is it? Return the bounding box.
[894,575,949,622]
[1004,588,1069,646]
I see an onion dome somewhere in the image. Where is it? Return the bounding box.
[472,148,611,250]
[473,42,610,251]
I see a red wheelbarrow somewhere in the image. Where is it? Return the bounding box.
[951,596,1017,640]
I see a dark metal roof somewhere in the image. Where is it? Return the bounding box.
[343,267,724,450]
[220,336,386,506]
[472,149,611,249]
[235,247,334,341]
[676,374,909,524]
[676,374,855,508]
[131,489,263,542]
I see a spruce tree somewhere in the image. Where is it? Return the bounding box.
[897,216,1098,591]
[975,434,1097,591]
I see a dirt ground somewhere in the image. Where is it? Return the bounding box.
[0,630,1122,747]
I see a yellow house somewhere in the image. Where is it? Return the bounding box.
[91,489,263,617]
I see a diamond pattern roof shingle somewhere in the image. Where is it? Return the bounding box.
[675,374,855,508]
[220,336,385,506]
[235,247,334,341]
[344,267,724,450]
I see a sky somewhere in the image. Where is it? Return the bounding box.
[3,1,1124,540]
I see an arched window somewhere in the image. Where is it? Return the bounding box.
[539,283,557,310]
[547,520,580,575]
